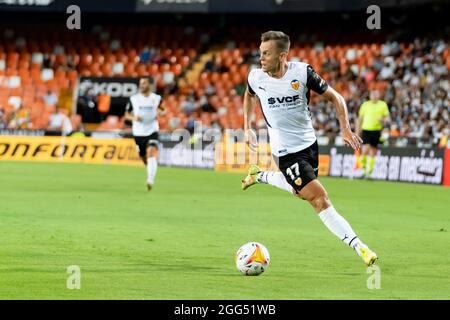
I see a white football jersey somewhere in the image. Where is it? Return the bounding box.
[126,92,161,137]
[248,61,328,157]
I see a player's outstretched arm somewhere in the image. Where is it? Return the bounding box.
[124,111,133,122]
[322,86,362,150]
[124,99,141,122]
[157,103,167,116]
[124,111,141,123]
[382,111,391,127]
[356,114,363,137]
[243,87,258,151]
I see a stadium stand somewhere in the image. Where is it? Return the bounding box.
[0,15,448,147]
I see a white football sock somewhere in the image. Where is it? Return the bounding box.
[318,206,366,254]
[257,171,294,194]
[146,157,158,185]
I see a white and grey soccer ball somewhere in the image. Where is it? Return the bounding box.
[235,242,270,276]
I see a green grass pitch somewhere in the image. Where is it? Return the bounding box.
[0,161,449,299]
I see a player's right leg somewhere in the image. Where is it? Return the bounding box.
[241,165,294,194]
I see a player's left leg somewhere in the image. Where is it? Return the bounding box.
[368,146,377,177]
[359,144,370,177]
[365,130,381,178]
[144,132,160,191]
[145,144,159,191]
[134,136,148,165]
[297,179,378,266]
[277,142,377,266]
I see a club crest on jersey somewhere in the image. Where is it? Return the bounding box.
[291,79,300,91]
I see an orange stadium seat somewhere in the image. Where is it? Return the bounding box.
[79,54,92,67]
[5,68,18,77]
[124,63,137,77]
[54,54,67,68]
[104,53,116,64]
[136,64,148,76]
[80,69,91,77]
[89,63,102,77]
[180,56,190,67]
[171,64,182,76]
[67,70,78,83]
[148,64,159,75]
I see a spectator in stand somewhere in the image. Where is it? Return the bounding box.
[77,87,100,123]
[8,107,32,129]
[48,107,73,135]
[389,123,401,137]
[162,69,175,86]
[42,53,54,69]
[243,48,260,69]
[204,82,216,96]
[364,67,377,83]
[234,82,246,96]
[70,114,85,133]
[43,90,58,106]
[203,54,215,72]
[213,55,229,73]
[199,95,216,113]
[66,55,77,70]
[210,113,223,132]
[438,127,449,148]
[181,94,198,116]
[0,107,7,129]
[185,117,195,134]
[139,46,151,64]
[151,50,162,65]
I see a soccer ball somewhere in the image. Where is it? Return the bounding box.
[235,242,270,276]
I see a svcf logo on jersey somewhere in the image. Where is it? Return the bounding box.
[291,79,300,91]
[268,95,300,104]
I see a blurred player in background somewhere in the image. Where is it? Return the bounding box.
[355,89,391,178]
[125,77,165,191]
[241,31,378,266]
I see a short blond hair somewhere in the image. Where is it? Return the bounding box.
[261,30,290,53]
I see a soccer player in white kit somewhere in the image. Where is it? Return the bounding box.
[125,77,165,191]
[241,31,378,266]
